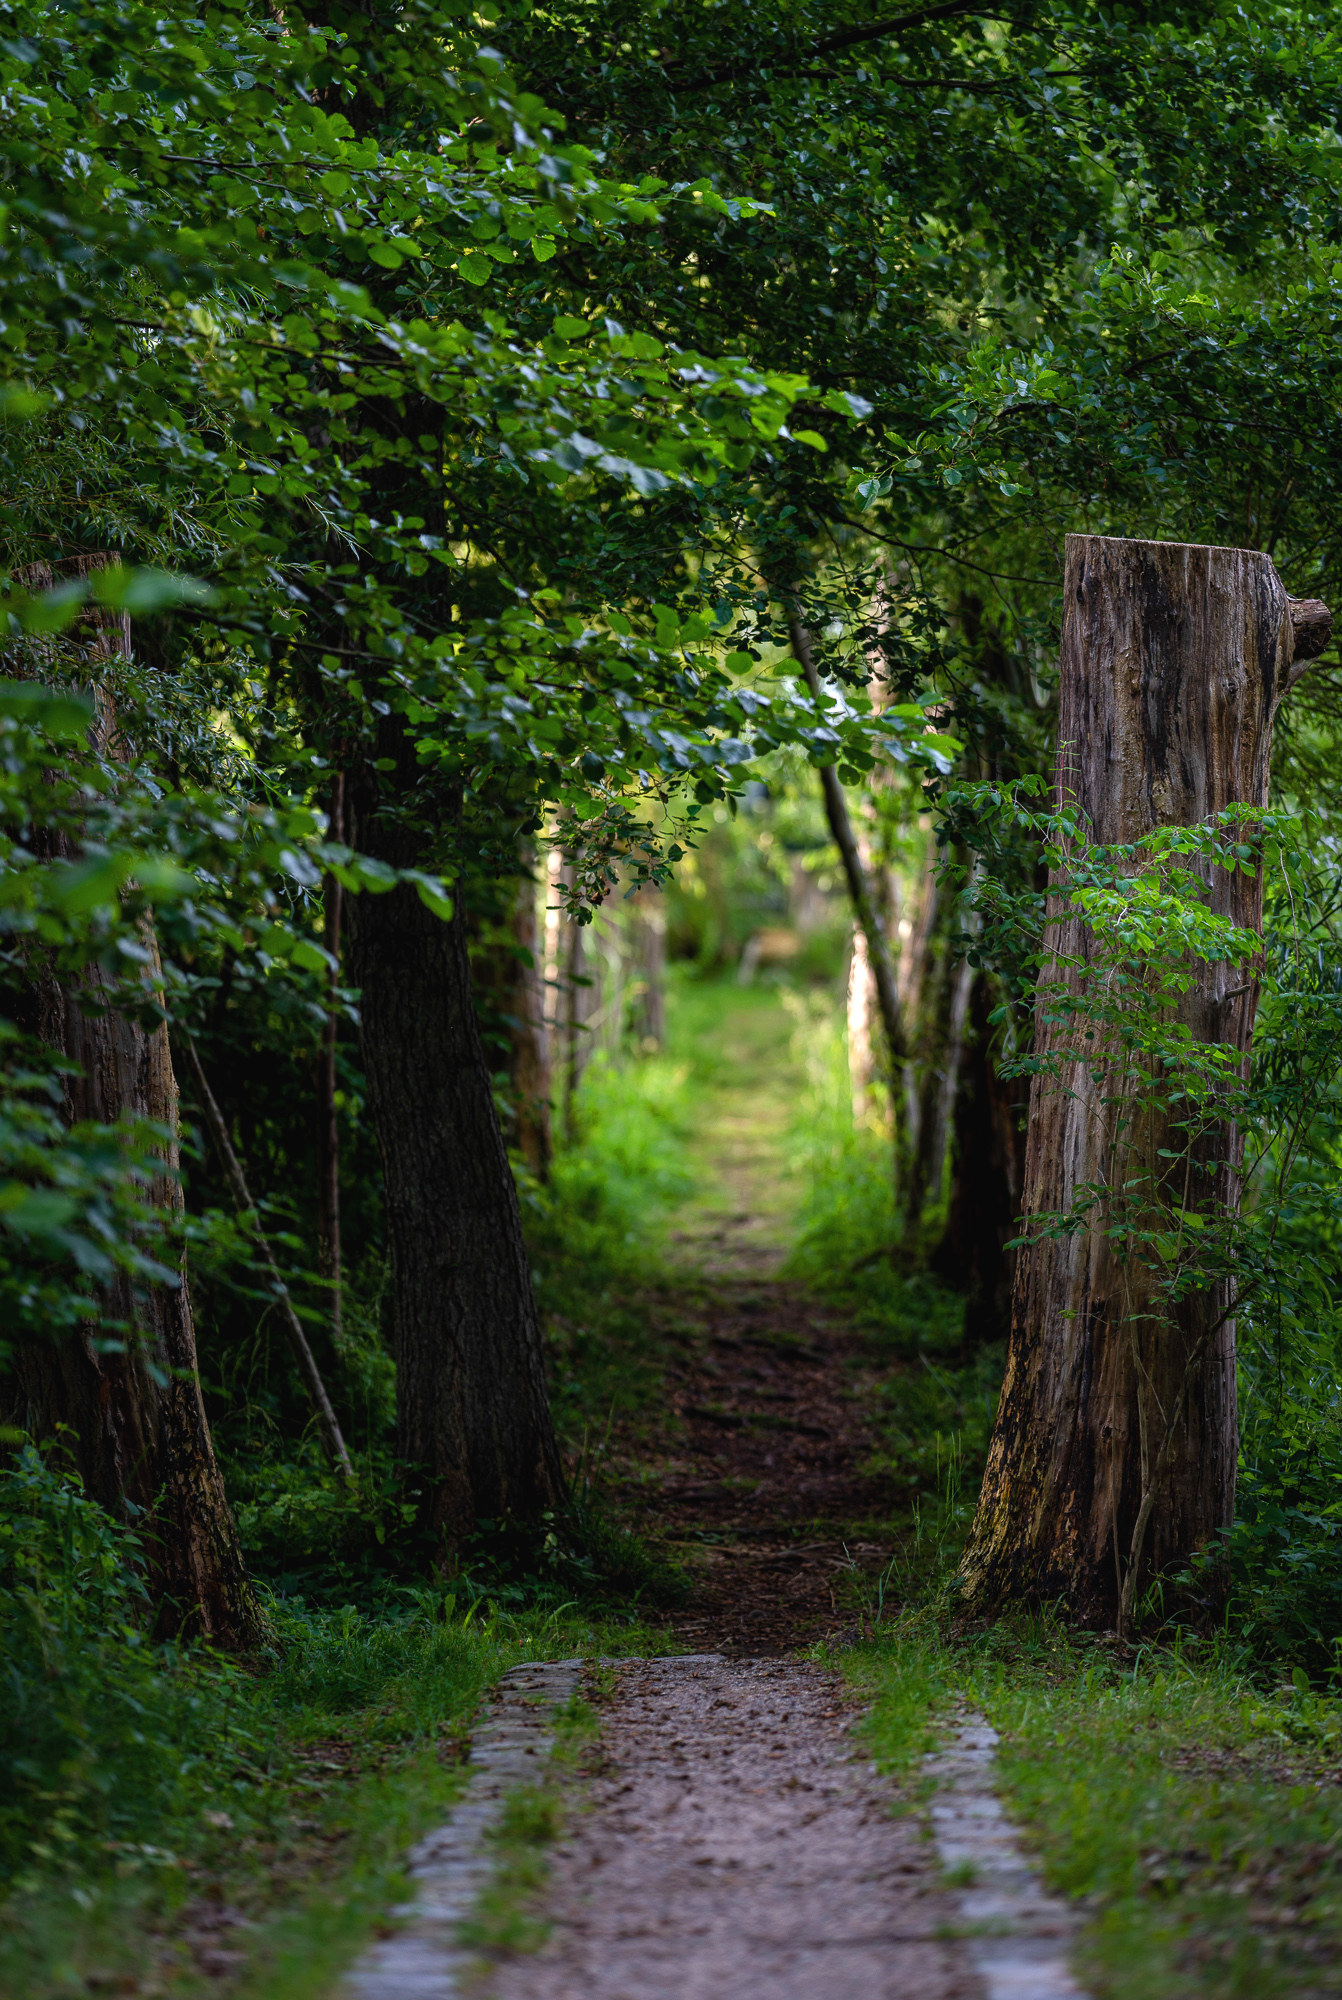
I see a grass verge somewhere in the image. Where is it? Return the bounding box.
[457,1686,603,1962]
[0,1605,668,2000]
[845,1611,1342,1999]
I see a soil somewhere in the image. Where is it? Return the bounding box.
[471,991,987,1999]
[613,1278,898,1655]
[596,985,904,1655]
[476,1655,984,2000]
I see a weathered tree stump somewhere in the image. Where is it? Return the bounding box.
[959,534,1331,1625]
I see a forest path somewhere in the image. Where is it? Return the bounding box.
[459,992,1068,2000]
[472,1654,984,2000]
[662,981,806,1279]
[605,981,899,1653]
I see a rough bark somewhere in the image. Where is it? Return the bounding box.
[343,801,565,1549]
[930,975,1028,1346]
[3,565,260,1642]
[316,771,344,1341]
[960,534,1328,1624]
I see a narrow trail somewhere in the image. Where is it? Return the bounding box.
[610,984,898,1654]
[348,982,1087,2000]
[472,988,999,1998]
[480,1656,981,2000]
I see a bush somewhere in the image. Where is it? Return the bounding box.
[537,1048,694,1282]
[1186,1334,1342,1671]
[0,1443,252,1887]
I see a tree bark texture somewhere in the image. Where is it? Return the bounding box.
[343,832,565,1548]
[960,534,1325,1623]
[3,562,261,1645]
[316,771,344,1341]
[508,851,553,1179]
[930,975,1028,1346]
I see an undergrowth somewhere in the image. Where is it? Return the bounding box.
[0,1442,671,1999]
[0,1035,698,1999]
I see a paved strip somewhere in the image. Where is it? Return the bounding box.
[342,1658,587,2000]
[926,1714,1091,2000]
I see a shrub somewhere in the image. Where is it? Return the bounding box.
[0,1443,252,1886]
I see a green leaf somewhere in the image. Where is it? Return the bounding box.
[458,251,492,285]
[48,854,133,914]
[93,568,216,615]
[0,681,94,737]
[411,874,454,921]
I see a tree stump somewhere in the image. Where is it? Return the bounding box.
[959,534,1331,1624]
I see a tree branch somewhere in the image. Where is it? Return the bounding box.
[788,606,907,1068]
[659,0,1015,95]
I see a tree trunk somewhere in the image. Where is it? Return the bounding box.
[930,974,1028,1346]
[4,562,261,1645]
[788,610,905,1065]
[508,848,553,1180]
[9,956,263,1644]
[343,807,565,1550]
[959,534,1329,1624]
[561,870,597,1138]
[847,922,877,1121]
[316,771,344,1343]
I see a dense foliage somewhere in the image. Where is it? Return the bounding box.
[7,0,1342,1973]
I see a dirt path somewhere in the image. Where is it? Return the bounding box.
[466,991,986,1992]
[477,1656,982,2000]
[604,985,898,1653]
[465,987,989,1995]
[442,988,1068,2000]
[617,1278,894,1654]
[376,987,1079,2000]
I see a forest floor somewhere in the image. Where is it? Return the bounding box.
[460,981,1000,1999]
[470,980,1342,2000]
[607,981,904,1655]
[13,984,1342,2000]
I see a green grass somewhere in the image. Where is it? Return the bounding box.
[0,1600,666,2000]
[845,1612,1342,1999]
[456,1689,601,1960]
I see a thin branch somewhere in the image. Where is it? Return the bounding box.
[181,1033,354,1480]
[788,605,907,1068]
[658,0,1016,93]
[838,516,1054,585]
